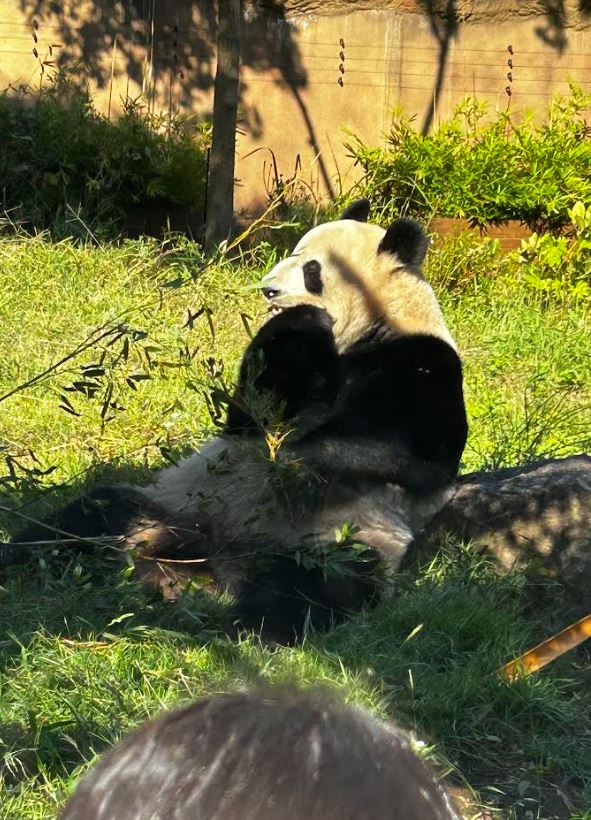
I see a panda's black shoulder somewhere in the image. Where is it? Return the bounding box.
[345,329,462,385]
[389,333,463,376]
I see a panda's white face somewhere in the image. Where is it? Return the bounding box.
[261,220,386,306]
[260,217,457,353]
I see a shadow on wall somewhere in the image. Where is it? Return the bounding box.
[418,1,459,135]
[16,1,337,199]
[417,0,591,135]
[535,0,591,52]
[18,1,218,101]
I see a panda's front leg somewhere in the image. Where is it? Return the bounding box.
[279,334,468,494]
[224,305,341,435]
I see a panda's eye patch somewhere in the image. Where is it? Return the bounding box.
[303,260,323,294]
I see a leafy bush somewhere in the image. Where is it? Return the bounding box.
[515,200,591,300]
[0,74,211,239]
[424,232,509,293]
[349,85,591,230]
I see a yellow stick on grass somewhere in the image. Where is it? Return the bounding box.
[497,613,591,681]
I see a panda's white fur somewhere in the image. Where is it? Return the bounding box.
[135,434,452,582]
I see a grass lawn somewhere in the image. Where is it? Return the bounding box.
[0,229,590,819]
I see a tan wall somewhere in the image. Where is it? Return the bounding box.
[0,1,216,121]
[1,1,590,218]
[236,4,591,214]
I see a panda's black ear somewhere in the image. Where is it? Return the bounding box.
[378,218,429,268]
[340,198,371,222]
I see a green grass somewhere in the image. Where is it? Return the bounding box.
[0,231,590,818]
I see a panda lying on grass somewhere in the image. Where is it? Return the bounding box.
[14,200,468,642]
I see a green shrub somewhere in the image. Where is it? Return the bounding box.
[348,85,591,230]
[424,232,509,293]
[515,200,591,300]
[0,74,211,239]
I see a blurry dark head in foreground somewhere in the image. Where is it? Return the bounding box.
[59,689,459,820]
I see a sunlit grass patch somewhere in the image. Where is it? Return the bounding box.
[0,230,590,817]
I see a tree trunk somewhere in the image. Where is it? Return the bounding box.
[205,0,241,250]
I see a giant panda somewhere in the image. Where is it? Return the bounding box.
[11,200,468,642]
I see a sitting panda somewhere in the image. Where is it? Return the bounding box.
[12,200,468,642]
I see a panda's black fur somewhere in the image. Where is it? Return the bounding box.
[224,303,340,435]
[11,203,468,643]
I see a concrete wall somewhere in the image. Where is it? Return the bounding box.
[0,1,216,117]
[1,1,590,217]
[236,2,591,214]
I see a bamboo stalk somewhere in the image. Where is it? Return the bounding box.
[498,613,591,681]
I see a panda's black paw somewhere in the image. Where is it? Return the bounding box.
[264,304,334,335]
[226,302,341,434]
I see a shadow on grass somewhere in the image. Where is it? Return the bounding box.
[316,554,591,819]
[1,466,590,816]
[0,551,262,790]
[1,548,590,817]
